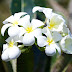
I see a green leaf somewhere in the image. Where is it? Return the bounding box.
[21,0,35,19]
[10,0,21,15]
[17,48,34,72]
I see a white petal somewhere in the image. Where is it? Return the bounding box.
[8,46,21,59]
[32,28,42,38]
[43,8,52,18]
[8,26,20,37]
[6,35,23,43]
[1,49,9,61]
[60,35,72,54]
[13,35,23,43]
[32,6,52,18]
[23,33,35,46]
[3,15,14,24]
[31,19,44,29]
[5,37,13,43]
[62,24,69,35]
[14,12,27,20]
[44,27,52,37]
[32,6,44,13]
[45,45,56,56]
[18,15,30,27]
[17,36,23,43]
[19,27,26,37]
[42,27,47,34]
[1,24,12,36]
[52,31,62,42]
[37,36,48,47]
[54,43,61,55]
[3,44,8,51]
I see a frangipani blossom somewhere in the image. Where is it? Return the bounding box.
[37,29,61,56]
[1,36,21,61]
[32,6,65,32]
[1,12,27,37]
[19,15,44,46]
[60,35,72,54]
[47,13,65,32]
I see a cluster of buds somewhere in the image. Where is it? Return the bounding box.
[1,6,72,61]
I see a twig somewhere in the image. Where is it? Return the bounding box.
[50,53,72,72]
[48,0,69,19]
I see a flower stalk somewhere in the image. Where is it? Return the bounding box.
[11,59,17,72]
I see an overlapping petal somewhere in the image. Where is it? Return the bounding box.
[32,28,42,38]
[32,6,52,18]
[54,43,61,55]
[1,24,12,36]
[45,45,56,56]
[1,49,9,61]
[3,15,14,24]
[8,26,20,37]
[22,33,35,46]
[8,46,21,59]
[18,15,30,27]
[52,31,62,42]
[60,35,72,54]
[31,19,44,29]
[37,36,48,47]
[14,12,27,20]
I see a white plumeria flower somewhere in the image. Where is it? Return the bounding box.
[60,35,72,54]
[47,13,65,32]
[19,15,44,46]
[37,29,61,56]
[32,6,65,32]
[1,36,21,61]
[1,12,27,37]
[32,6,52,19]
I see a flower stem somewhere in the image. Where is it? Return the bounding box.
[11,59,17,72]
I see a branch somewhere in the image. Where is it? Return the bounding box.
[50,53,72,72]
[48,0,69,19]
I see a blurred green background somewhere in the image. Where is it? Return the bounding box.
[0,0,72,72]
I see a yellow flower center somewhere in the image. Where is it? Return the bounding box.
[8,41,14,48]
[48,24,55,30]
[26,26,33,33]
[13,21,18,26]
[47,37,54,45]
[48,15,63,30]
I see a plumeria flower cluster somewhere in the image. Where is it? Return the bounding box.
[1,6,72,61]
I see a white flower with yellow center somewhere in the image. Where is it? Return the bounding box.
[32,6,65,32]
[1,12,27,37]
[19,15,44,46]
[47,13,65,32]
[37,29,61,56]
[60,35,72,54]
[1,37,21,61]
